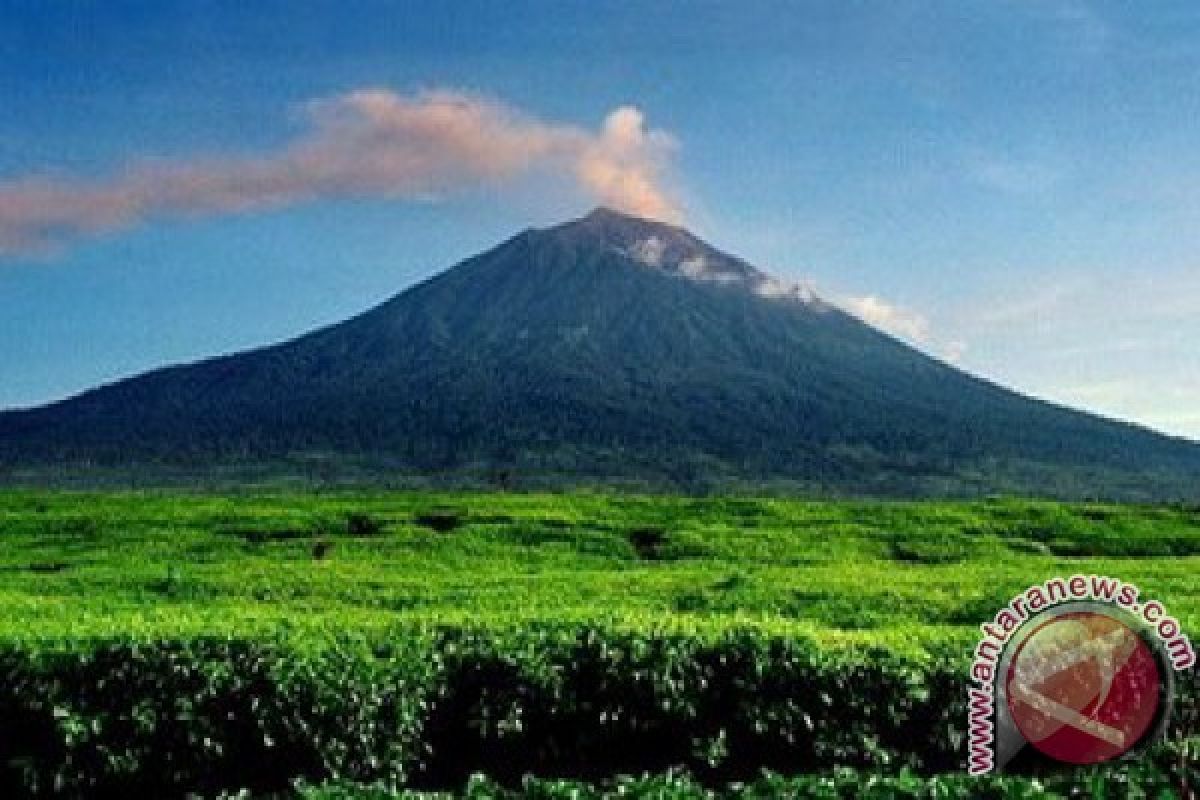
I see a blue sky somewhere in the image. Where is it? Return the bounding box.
[2,1,1198,438]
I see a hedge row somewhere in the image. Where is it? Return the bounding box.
[308,749,1200,798]
[0,629,1195,797]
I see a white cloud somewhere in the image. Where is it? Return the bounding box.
[754,276,817,302]
[840,293,967,363]
[843,294,931,343]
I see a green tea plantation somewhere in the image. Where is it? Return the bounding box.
[0,490,1196,797]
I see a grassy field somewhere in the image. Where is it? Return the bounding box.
[2,489,1199,646]
[1,489,1198,797]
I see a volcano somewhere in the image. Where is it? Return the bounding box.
[2,208,1198,498]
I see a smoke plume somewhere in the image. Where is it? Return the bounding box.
[0,89,682,256]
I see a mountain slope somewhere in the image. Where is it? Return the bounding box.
[2,208,1198,497]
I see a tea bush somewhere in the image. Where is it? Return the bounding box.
[0,628,1194,798]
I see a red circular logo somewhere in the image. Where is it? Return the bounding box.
[1005,610,1161,765]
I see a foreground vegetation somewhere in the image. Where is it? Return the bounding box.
[4,489,1200,644]
[1,632,1194,797]
[304,754,1199,798]
[0,490,1197,796]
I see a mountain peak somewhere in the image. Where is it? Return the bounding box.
[552,206,684,240]
[539,208,818,303]
[580,206,660,225]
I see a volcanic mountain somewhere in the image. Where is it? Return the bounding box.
[2,208,1198,498]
